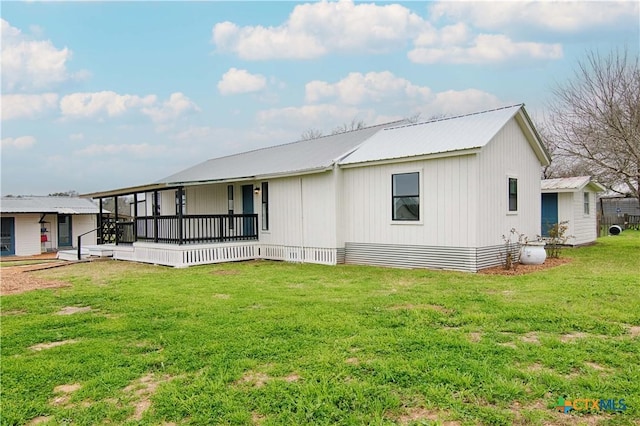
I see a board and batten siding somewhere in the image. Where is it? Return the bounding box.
[11,214,41,256]
[259,173,337,249]
[476,117,542,247]
[556,191,597,246]
[341,155,479,248]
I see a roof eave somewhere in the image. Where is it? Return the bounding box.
[514,107,552,166]
[339,148,481,168]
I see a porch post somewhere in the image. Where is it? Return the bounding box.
[114,195,119,246]
[153,190,159,243]
[177,187,184,245]
[133,193,138,242]
[98,198,103,244]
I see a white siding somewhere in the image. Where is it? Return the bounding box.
[12,214,41,256]
[557,191,597,245]
[341,155,479,247]
[260,173,337,249]
[477,117,542,246]
[73,215,98,246]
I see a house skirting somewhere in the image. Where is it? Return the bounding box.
[110,242,340,268]
[344,242,516,272]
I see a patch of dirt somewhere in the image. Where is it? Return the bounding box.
[388,304,454,314]
[0,309,27,316]
[283,373,300,383]
[521,332,540,344]
[56,306,92,315]
[30,339,78,351]
[468,332,482,343]
[27,416,52,425]
[626,325,640,337]
[212,293,231,299]
[479,257,572,275]
[1,264,71,295]
[584,362,608,371]
[560,332,589,342]
[345,357,359,365]
[251,412,266,425]
[236,371,270,388]
[123,373,174,421]
[394,407,460,426]
[51,383,82,407]
[499,341,517,349]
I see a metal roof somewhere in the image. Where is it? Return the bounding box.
[541,176,606,193]
[158,121,402,185]
[0,196,101,214]
[339,104,526,165]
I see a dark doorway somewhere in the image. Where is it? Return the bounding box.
[242,185,255,237]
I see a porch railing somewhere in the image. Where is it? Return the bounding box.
[115,214,259,245]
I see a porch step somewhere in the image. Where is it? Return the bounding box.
[57,246,114,262]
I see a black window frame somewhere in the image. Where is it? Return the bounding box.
[508,177,518,212]
[261,182,269,231]
[392,172,420,221]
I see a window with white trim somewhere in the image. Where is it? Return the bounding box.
[392,172,420,221]
[583,192,590,215]
[508,177,518,212]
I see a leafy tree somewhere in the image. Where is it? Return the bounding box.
[545,48,640,200]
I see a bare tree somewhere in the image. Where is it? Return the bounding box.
[300,128,323,140]
[331,118,366,135]
[545,48,640,200]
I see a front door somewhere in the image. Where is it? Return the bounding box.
[541,193,558,237]
[0,217,15,256]
[242,185,255,237]
[58,214,73,247]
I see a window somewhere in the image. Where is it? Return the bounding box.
[261,182,269,231]
[227,185,234,229]
[392,172,420,221]
[508,177,518,212]
[583,192,590,215]
[175,189,186,214]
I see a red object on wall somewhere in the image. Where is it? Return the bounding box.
[41,235,48,243]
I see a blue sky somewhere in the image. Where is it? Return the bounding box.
[1,1,638,195]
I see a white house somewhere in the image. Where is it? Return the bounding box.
[541,176,606,245]
[84,104,550,271]
[0,197,101,256]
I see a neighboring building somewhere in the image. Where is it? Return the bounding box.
[541,176,606,245]
[84,104,551,271]
[0,197,101,256]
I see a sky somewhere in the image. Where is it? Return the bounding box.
[1,0,638,196]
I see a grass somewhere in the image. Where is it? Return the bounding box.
[1,233,639,425]
[0,260,60,268]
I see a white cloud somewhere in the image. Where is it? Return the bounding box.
[141,92,200,124]
[1,19,81,92]
[212,1,425,60]
[60,91,157,119]
[217,68,267,95]
[428,1,639,33]
[257,104,363,130]
[426,89,504,117]
[1,93,59,120]
[409,34,562,64]
[305,71,431,105]
[69,133,84,141]
[76,143,165,157]
[1,135,36,149]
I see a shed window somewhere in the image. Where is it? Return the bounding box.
[392,173,420,221]
[508,178,518,212]
[583,192,590,215]
[261,182,269,231]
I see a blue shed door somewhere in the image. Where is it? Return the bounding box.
[242,185,255,237]
[541,193,558,237]
[1,217,15,256]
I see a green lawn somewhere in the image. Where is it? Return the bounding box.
[1,233,639,425]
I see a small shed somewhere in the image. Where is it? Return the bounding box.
[541,176,606,245]
[0,197,101,256]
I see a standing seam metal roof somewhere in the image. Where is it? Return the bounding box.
[0,197,101,214]
[158,121,403,185]
[339,104,524,165]
[541,176,606,192]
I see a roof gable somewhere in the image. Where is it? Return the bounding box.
[339,104,550,166]
[541,176,606,193]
